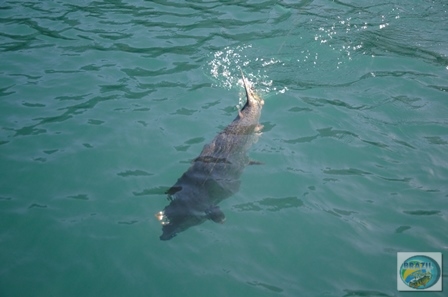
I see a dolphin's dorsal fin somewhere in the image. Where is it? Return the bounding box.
[194,156,231,164]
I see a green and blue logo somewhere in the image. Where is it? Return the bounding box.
[397,253,442,291]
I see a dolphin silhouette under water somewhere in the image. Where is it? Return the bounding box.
[156,70,264,240]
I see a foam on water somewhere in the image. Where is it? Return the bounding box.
[206,44,288,98]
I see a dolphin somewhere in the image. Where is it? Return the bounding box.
[156,70,264,240]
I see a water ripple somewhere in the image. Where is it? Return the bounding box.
[1,1,447,296]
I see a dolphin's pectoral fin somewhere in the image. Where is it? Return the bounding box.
[166,186,182,196]
[205,205,226,223]
[249,160,264,165]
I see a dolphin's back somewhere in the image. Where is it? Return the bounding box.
[157,72,264,240]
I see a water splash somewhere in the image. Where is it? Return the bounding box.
[311,7,402,67]
[206,44,287,96]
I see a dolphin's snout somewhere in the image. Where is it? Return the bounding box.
[240,70,264,107]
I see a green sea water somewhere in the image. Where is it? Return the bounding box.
[1,1,447,296]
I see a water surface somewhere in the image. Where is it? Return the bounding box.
[1,1,447,296]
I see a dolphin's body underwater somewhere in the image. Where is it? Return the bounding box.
[156,71,264,240]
